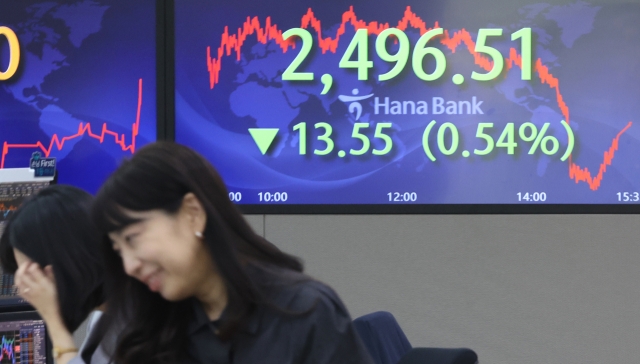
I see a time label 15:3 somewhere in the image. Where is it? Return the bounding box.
[617,192,640,202]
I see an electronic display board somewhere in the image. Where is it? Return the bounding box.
[184,1,637,210]
[0,0,156,194]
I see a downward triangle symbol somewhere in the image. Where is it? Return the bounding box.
[248,128,279,155]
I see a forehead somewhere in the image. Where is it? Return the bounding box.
[108,209,174,237]
[119,209,159,221]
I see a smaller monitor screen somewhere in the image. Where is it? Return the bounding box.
[0,313,47,364]
[0,181,49,308]
[0,182,50,224]
[0,1,157,194]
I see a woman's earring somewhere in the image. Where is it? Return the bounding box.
[195,231,203,239]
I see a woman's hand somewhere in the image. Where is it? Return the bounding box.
[14,261,61,322]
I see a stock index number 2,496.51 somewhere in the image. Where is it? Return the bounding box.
[282,26,533,89]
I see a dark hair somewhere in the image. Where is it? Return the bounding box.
[0,185,105,332]
[90,141,304,364]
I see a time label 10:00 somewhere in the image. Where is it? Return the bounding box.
[229,192,289,202]
[282,26,532,83]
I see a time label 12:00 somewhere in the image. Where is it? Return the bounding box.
[388,192,418,202]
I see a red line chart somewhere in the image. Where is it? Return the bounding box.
[1,78,143,169]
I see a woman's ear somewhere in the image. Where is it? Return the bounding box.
[181,193,207,235]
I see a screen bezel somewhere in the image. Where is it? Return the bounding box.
[237,204,640,214]
[166,0,640,215]
[157,0,175,141]
[0,295,31,312]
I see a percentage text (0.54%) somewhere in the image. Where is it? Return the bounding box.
[422,120,574,161]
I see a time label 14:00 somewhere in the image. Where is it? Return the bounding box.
[291,120,574,159]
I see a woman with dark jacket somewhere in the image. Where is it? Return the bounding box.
[89,141,373,364]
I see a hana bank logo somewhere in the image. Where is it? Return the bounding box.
[338,88,373,121]
[340,90,485,118]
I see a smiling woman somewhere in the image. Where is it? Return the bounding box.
[108,203,220,298]
[88,141,373,364]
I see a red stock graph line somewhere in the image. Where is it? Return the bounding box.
[1,79,143,169]
[0,204,18,211]
[205,6,633,191]
[0,204,17,219]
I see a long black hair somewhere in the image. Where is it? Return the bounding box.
[0,185,105,332]
[90,141,304,364]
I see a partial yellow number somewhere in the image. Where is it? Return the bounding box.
[0,26,20,81]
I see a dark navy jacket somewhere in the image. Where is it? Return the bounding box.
[185,277,374,364]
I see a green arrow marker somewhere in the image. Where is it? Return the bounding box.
[249,128,279,155]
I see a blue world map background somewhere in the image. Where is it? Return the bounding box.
[178,0,638,204]
[0,0,156,194]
